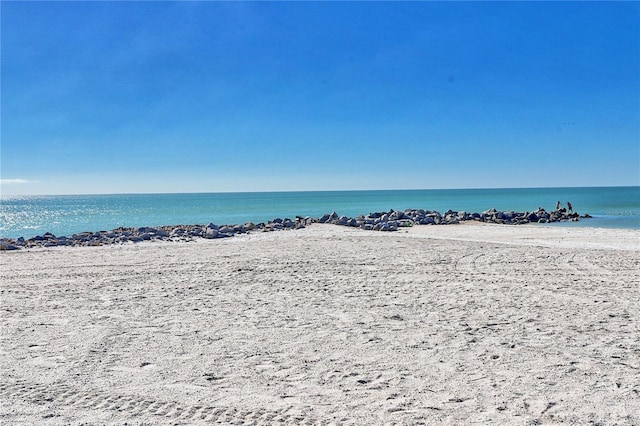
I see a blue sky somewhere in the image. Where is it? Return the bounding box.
[1,1,638,195]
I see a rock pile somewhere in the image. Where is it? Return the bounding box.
[315,207,588,231]
[0,218,311,250]
[0,208,591,250]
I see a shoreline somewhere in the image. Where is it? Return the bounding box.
[1,207,593,250]
[3,186,638,241]
[3,222,638,253]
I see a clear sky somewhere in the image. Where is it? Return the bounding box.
[1,1,638,195]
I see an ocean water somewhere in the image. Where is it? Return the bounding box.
[1,187,638,239]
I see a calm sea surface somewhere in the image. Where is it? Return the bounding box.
[1,187,638,239]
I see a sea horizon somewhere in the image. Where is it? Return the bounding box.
[2,184,637,198]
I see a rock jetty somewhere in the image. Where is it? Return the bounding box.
[0,208,591,250]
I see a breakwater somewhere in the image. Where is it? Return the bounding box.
[0,207,590,250]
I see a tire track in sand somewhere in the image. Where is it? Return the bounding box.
[0,379,323,424]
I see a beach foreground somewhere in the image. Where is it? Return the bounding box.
[1,223,638,424]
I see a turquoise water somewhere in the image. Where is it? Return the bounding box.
[1,187,638,239]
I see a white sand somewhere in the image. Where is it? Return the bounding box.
[1,223,639,424]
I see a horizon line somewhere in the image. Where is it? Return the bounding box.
[2,184,638,198]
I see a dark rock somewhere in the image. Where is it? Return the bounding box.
[381,223,398,231]
[282,218,294,228]
[318,214,331,223]
[335,216,349,226]
[155,229,169,238]
[137,227,157,233]
[0,242,20,250]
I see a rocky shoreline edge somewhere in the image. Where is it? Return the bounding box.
[1,207,590,250]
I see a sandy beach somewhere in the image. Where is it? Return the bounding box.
[1,223,638,425]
